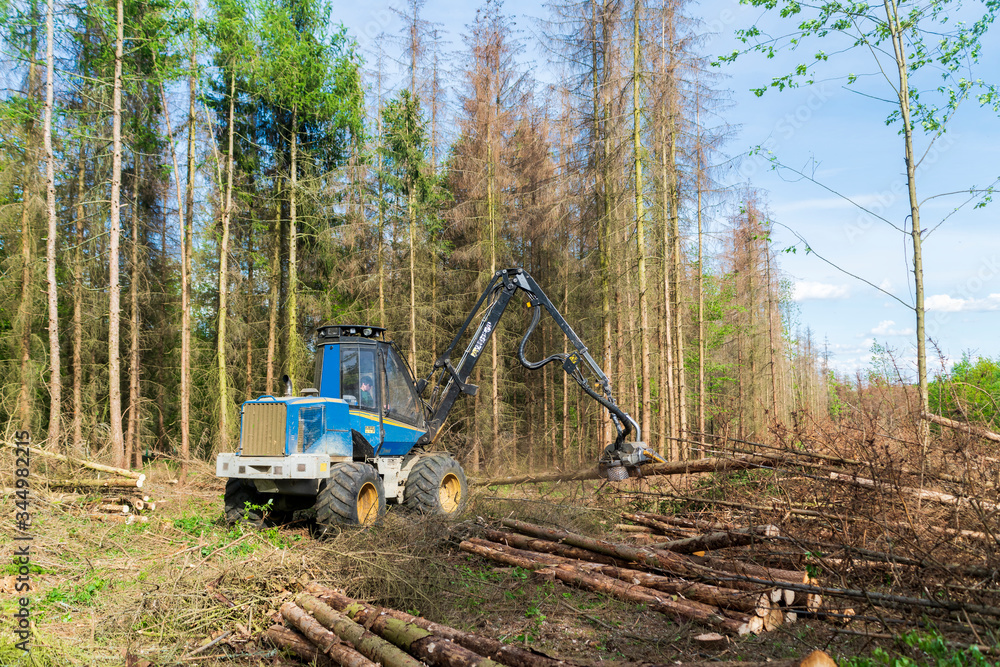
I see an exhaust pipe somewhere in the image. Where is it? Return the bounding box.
[282,374,293,397]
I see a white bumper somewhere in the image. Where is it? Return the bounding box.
[216,453,333,479]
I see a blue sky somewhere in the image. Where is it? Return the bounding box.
[333,0,1000,377]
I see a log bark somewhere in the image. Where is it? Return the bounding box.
[300,589,504,667]
[498,519,784,593]
[922,412,1000,443]
[652,525,780,554]
[6,443,143,480]
[48,478,143,489]
[279,603,377,667]
[95,503,130,514]
[483,529,625,566]
[295,594,424,667]
[633,511,739,533]
[467,537,766,615]
[700,557,810,586]
[473,456,775,487]
[263,624,335,667]
[306,583,577,667]
[460,540,753,635]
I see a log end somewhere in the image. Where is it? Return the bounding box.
[799,650,836,667]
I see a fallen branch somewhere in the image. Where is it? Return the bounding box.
[3,443,144,481]
[827,472,998,511]
[48,477,144,490]
[922,413,1000,443]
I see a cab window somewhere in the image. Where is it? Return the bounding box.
[383,348,421,424]
[341,345,377,411]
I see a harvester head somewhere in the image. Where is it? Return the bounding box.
[598,441,663,480]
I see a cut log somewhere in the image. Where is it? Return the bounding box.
[483,529,624,567]
[922,413,1000,443]
[700,557,811,587]
[498,519,772,591]
[472,456,775,487]
[614,524,655,533]
[305,583,577,667]
[652,525,780,554]
[4,443,144,480]
[622,513,699,537]
[263,624,334,666]
[634,511,739,533]
[643,650,835,667]
[295,594,425,667]
[468,537,767,615]
[49,477,143,490]
[87,513,135,525]
[460,540,753,635]
[279,603,378,667]
[95,503,130,514]
[299,590,504,667]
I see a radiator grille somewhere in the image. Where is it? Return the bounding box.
[240,402,287,456]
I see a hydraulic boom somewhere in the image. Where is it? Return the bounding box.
[416,268,661,479]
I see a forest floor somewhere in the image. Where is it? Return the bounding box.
[2,419,1000,666]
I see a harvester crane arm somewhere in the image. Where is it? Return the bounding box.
[416,268,661,478]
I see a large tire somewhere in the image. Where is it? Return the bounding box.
[224,478,268,526]
[315,462,385,529]
[404,454,468,517]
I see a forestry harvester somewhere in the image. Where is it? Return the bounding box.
[216,268,661,530]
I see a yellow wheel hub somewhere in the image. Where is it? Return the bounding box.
[438,473,462,514]
[357,481,379,525]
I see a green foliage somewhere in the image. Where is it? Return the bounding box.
[929,354,1000,430]
[840,631,1000,667]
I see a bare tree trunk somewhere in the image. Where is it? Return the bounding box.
[44,0,60,446]
[695,103,705,453]
[288,106,299,389]
[246,227,254,401]
[884,0,928,442]
[408,187,417,369]
[266,185,281,395]
[180,10,196,474]
[127,164,141,468]
[109,0,125,468]
[18,12,40,431]
[633,0,650,446]
[72,139,86,455]
[218,73,236,452]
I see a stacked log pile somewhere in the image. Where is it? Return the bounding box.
[458,518,822,636]
[264,582,836,667]
[1,444,158,524]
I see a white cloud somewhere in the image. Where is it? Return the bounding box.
[925,293,1000,312]
[878,278,893,293]
[871,320,915,336]
[792,281,850,301]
